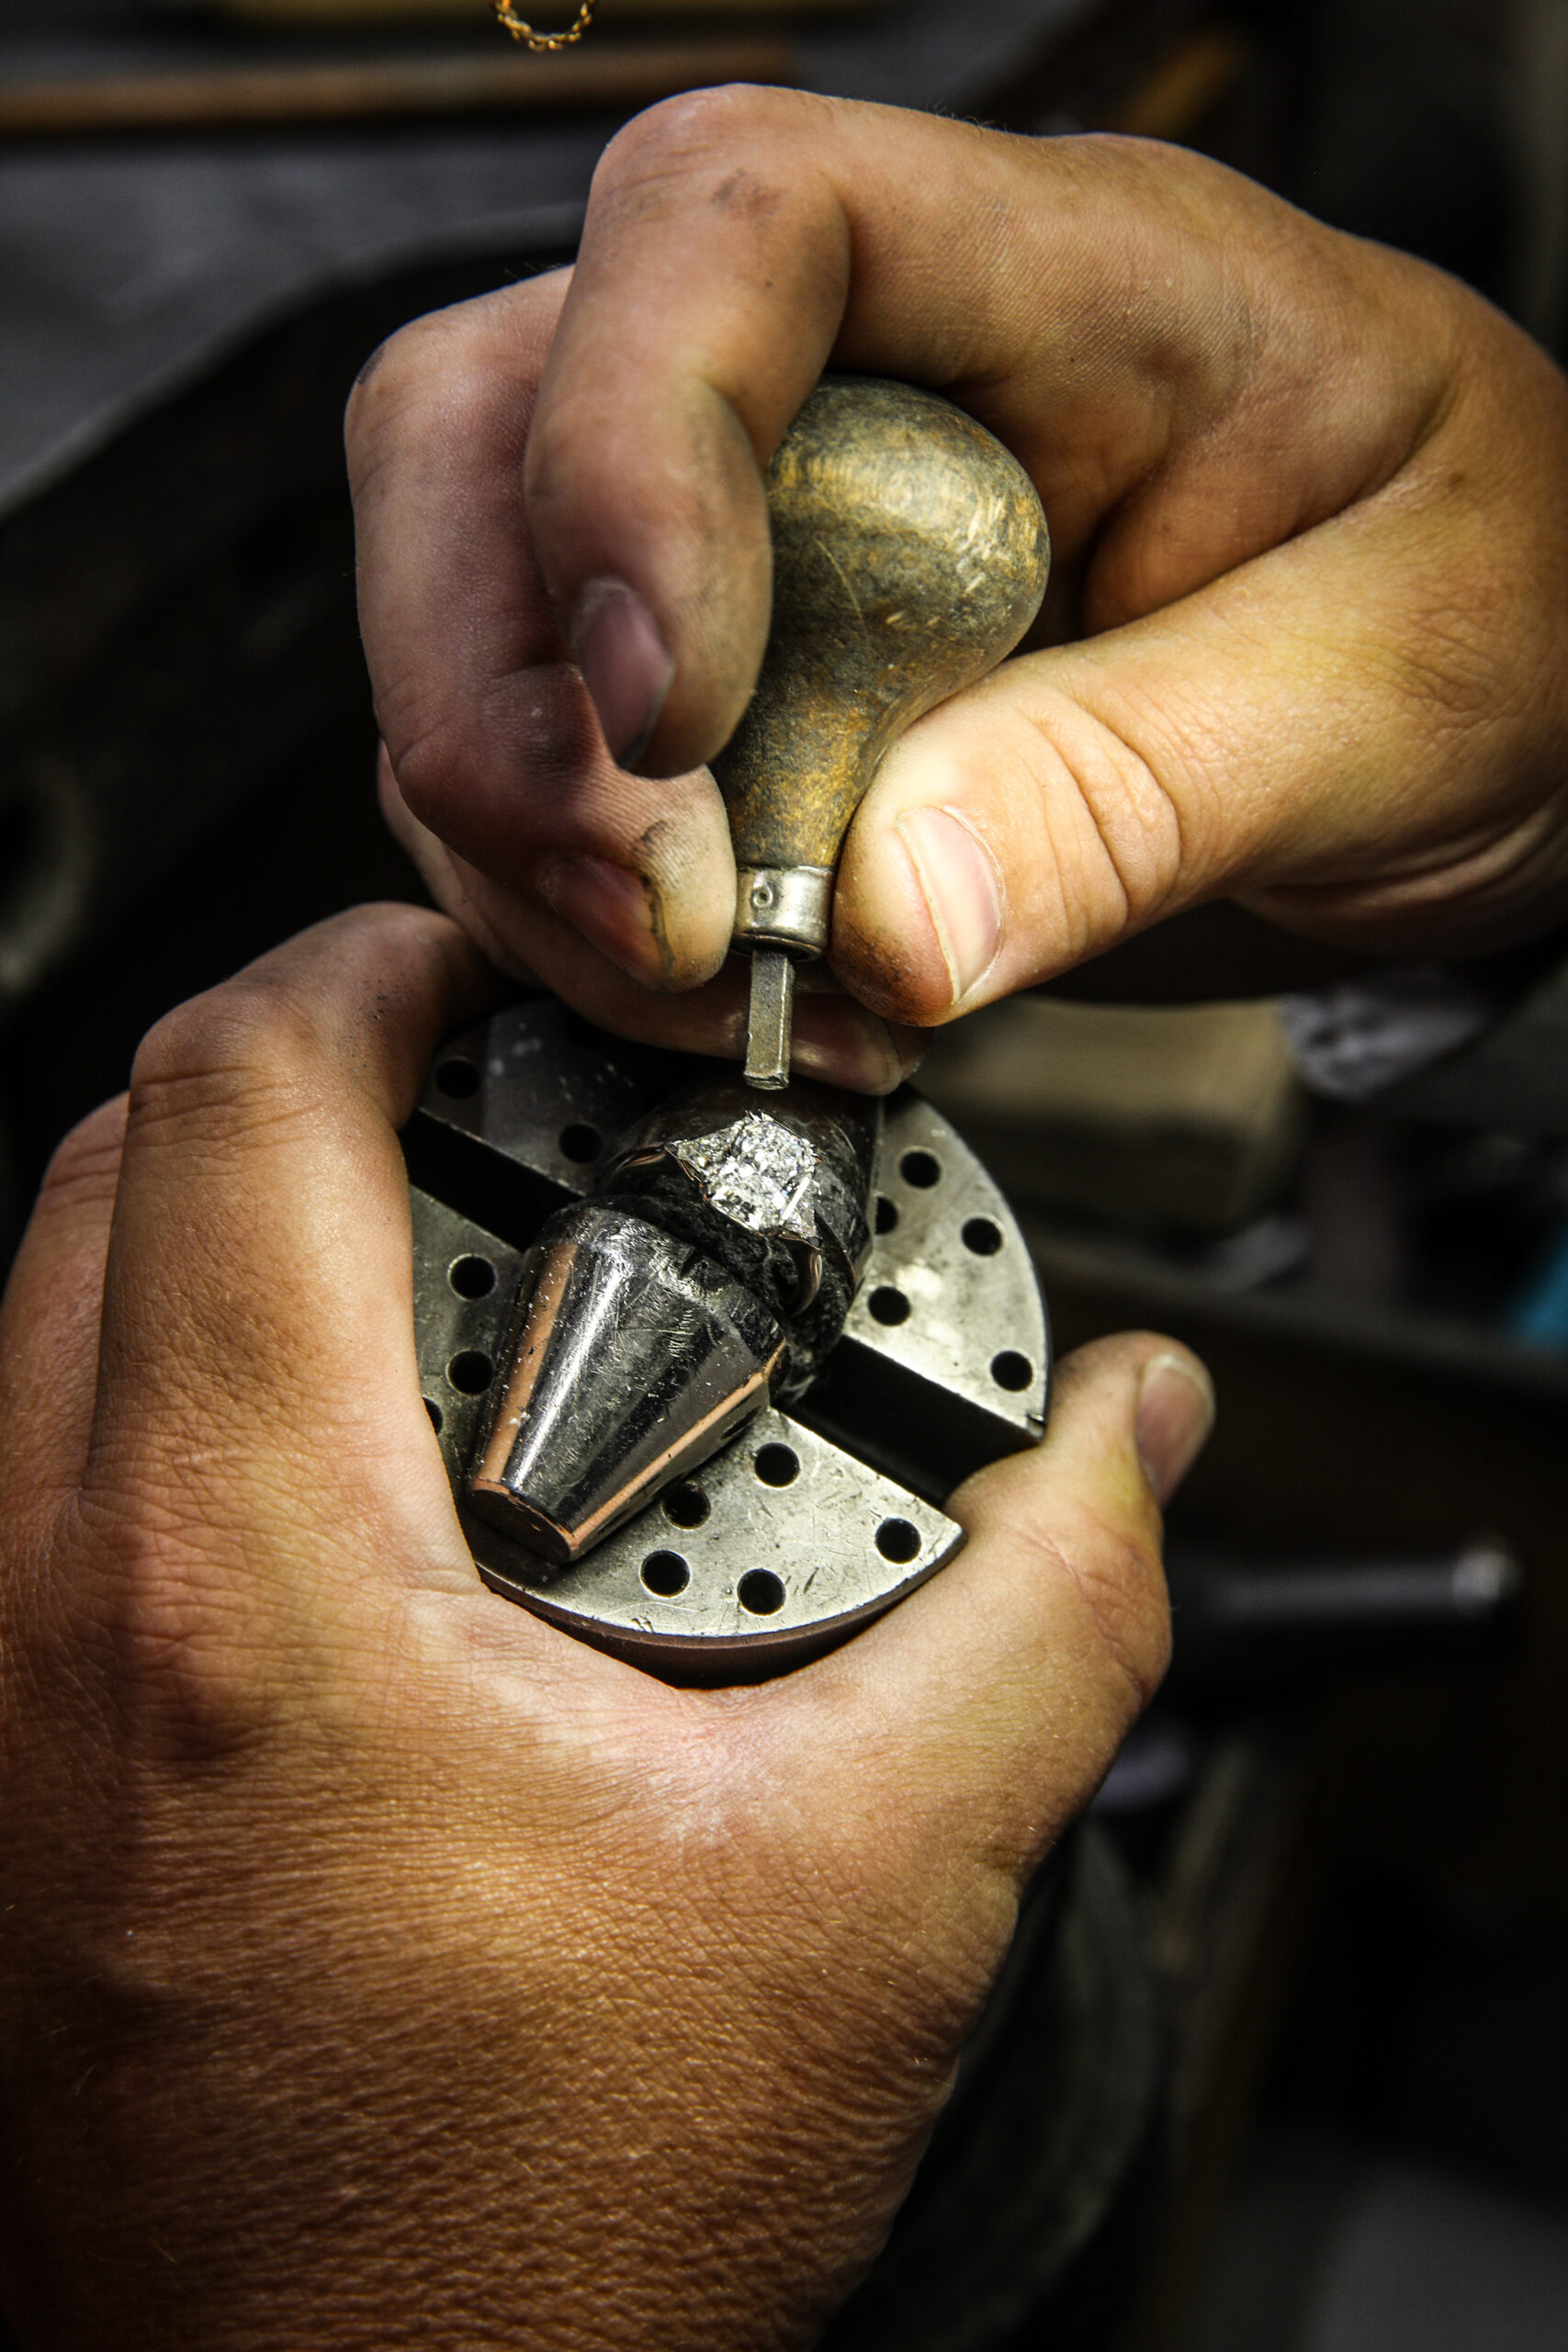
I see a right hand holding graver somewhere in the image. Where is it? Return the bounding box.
[347,90,1568,1083]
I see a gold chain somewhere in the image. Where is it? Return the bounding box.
[493,0,597,51]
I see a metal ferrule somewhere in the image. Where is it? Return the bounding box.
[732,865,833,956]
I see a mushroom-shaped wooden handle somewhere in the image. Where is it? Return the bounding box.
[714,376,1051,966]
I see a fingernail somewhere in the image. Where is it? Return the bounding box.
[896,806,1002,1007]
[789,994,910,1094]
[570,577,674,767]
[541,853,661,983]
[1136,1352,1215,1507]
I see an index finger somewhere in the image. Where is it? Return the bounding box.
[84,908,497,1598]
[347,274,739,1000]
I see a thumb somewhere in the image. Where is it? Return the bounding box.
[800,1332,1213,1871]
[831,288,1568,1023]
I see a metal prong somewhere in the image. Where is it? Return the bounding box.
[743,949,794,1091]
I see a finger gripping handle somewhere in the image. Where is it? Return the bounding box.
[712,378,1051,927]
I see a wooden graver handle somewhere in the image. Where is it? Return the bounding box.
[713,377,1050,957]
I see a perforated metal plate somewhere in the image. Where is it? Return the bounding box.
[471,1408,961,1674]
[407,1003,1049,1679]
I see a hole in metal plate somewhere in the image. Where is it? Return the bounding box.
[558,1121,602,1164]
[448,1253,496,1298]
[641,1550,690,1597]
[738,1569,786,1616]
[434,1057,479,1100]
[753,1442,800,1487]
[662,1481,710,1529]
[869,1285,910,1327]
[990,1350,1032,1393]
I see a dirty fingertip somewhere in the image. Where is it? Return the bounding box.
[789,995,916,1094]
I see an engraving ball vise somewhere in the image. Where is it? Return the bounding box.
[405,379,1053,1680]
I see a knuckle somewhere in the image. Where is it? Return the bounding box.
[1073,706,1189,871]
[39,1095,127,1211]
[389,665,602,850]
[595,84,795,201]
[1393,592,1507,729]
[1066,704,1195,909]
[1039,1506,1171,1713]
[128,980,327,1150]
[344,311,443,466]
[345,293,537,483]
[63,1490,292,1767]
[380,707,483,832]
[998,687,1189,964]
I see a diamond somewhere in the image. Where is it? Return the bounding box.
[670,1114,818,1241]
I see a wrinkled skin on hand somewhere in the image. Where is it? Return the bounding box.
[347,91,1568,1089]
[0,906,1209,2350]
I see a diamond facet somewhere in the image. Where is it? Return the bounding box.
[670,1115,818,1242]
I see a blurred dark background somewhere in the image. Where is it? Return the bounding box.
[5,5,1568,2346]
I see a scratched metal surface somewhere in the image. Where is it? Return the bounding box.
[412,1175,962,1674]
[414,1001,1050,1441]
[407,999,1048,1676]
[473,1406,962,1668]
[852,1091,1048,1444]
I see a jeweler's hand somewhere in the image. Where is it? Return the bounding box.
[0,906,1208,2351]
[347,91,1568,1078]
